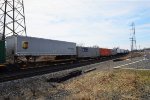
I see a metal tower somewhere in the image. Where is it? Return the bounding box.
[0,0,27,63]
[0,0,27,40]
[130,22,137,51]
[130,22,137,59]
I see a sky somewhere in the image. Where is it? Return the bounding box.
[23,0,150,49]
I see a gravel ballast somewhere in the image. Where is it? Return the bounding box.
[0,56,149,99]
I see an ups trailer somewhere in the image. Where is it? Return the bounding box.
[6,35,76,62]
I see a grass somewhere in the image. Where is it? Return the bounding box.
[61,69,150,100]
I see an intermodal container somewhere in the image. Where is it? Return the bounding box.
[111,49,117,55]
[99,48,112,56]
[77,47,99,58]
[6,35,76,57]
[117,49,125,54]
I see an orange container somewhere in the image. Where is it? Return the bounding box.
[99,48,112,56]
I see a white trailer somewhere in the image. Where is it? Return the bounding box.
[117,48,125,54]
[77,47,99,58]
[6,35,76,62]
[111,49,117,55]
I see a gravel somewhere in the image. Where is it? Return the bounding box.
[0,68,80,100]
[121,59,150,69]
[0,56,148,99]
[82,57,146,71]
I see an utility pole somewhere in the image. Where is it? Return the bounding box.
[130,22,137,60]
[0,0,27,63]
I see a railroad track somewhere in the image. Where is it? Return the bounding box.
[0,55,127,83]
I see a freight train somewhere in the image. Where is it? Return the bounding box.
[5,35,129,63]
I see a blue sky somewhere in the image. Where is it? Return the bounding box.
[24,0,150,49]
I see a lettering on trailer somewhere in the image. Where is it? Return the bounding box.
[82,48,88,52]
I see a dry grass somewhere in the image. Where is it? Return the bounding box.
[120,52,143,60]
[129,52,144,58]
[115,52,143,61]
[62,69,150,100]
